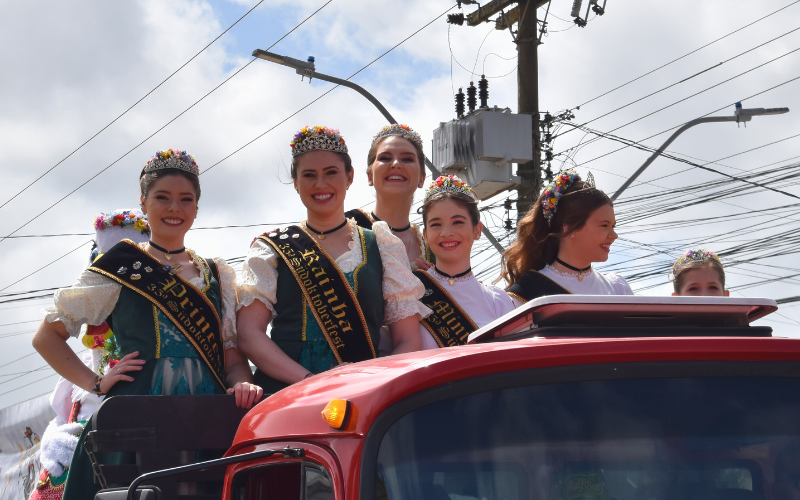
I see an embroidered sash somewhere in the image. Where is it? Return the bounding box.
[414,270,478,347]
[260,226,376,363]
[506,269,571,304]
[88,240,226,389]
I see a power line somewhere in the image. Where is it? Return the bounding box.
[556,24,800,140]
[0,1,334,246]
[0,372,59,398]
[0,352,39,370]
[573,0,800,109]
[556,45,800,156]
[201,2,457,175]
[0,390,52,412]
[4,221,303,239]
[0,319,40,327]
[0,240,92,293]
[0,0,268,212]
[568,124,800,201]
[567,73,800,168]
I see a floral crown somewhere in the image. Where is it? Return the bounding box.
[424,174,477,202]
[371,124,423,150]
[94,209,150,233]
[291,126,348,157]
[675,248,722,268]
[142,149,199,176]
[541,169,596,225]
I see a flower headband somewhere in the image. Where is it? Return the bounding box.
[142,149,199,176]
[424,174,477,202]
[675,248,722,267]
[291,125,348,157]
[371,124,423,150]
[541,169,595,225]
[93,209,150,233]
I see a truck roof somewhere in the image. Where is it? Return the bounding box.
[229,335,800,454]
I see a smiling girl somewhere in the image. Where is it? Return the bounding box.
[33,150,261,500]
[414,175,515,348]
[345,124,431,269]
[236,126,430,393]
[500,169,632,305]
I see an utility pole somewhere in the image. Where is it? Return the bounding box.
[460,0,607,221]
[515,0,541,220]
[463,0,545,221]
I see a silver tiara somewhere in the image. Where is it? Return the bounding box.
[142,150,200,176]
[424,174,478,202]
[371,124,423,150]
[290,126,348,158]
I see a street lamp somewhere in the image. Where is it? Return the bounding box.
[611,102,789,201]
[252,49,508,254]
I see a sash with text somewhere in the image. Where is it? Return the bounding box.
[260,226,376,363]
[88,240,226,389]
[414,270,478,347]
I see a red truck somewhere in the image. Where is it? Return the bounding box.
[95,296,800,500]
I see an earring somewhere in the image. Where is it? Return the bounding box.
[571,233,575,238]
[346,185,350,190]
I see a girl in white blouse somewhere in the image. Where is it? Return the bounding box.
[32,150,260,500]
[236,126,430,394]
[501,169,633,305]
[414,175,515,349]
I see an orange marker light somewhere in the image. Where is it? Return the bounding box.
[321,399,351,429]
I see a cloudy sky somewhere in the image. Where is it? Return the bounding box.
[1,0,799,409]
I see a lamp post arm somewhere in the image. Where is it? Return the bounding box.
[610,116,736,201]
[310,71,400,128]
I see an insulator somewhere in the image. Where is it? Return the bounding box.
[466,82,477,112]
[504,219,513,231]
[543,113,552,123]
[447,13,465,26]
[570,0,583,18]
[478,75,489,108]
[455,88,465,118]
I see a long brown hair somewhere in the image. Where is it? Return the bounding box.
[499,181,612,285]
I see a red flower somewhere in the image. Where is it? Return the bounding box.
[109,359,119,369]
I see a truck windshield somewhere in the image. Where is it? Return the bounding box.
[375,375,800,500]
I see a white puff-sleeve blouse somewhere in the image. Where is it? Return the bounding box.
[43,251,239,349]
[237,219,431,324]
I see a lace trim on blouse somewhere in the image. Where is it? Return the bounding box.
[44,247,238,349]
[237,220,431,324]
[544,264,594,279]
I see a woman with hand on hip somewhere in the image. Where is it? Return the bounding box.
[33,150,261,500]
[236,126,430,394]
[415,175,515,349]
[500,169,632,305]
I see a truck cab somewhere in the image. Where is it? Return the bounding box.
[217,296,800,500]
[95,296,800,500]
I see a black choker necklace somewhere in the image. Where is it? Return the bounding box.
[555,257,592,281]
[371,212,411,232]
[305,219,347,240]
[148,241,185,261]
[434,266,472,286]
